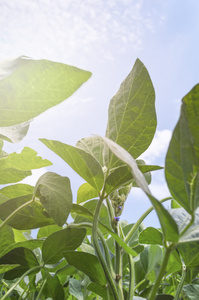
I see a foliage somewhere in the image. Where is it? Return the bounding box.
[0,55,199,300]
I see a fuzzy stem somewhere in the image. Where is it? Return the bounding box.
[92,195,119,300]
[174,260,186,300]
[127,254,135,300]
[36,278,47,300]
[114,225,124,300]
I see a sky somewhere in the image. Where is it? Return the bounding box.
[1,0,199,227]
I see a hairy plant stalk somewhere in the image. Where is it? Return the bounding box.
[92,194,119,300]
[149,245,174,300]
[115,229,124,300]
[0,198,34,231]
[124,197,172,244]
[174,260,186,300]
[127,254,135,300]
[36,278,47,300]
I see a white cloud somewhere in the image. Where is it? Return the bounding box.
[0,0,166,63]
[140,130,172,164]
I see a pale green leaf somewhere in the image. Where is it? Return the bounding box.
[34,172,72,226]
[40,139,104,191]
[106,58,156,168]
[77,182,99,204]
[0,56,91,127]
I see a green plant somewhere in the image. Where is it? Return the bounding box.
[0,56,199,300]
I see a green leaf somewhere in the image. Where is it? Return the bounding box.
[0,221,15,254]
[140,245,163,282]
[0,168,31,184]
[76,136,109,167]
[105,161,161,194]
[0,247,39,280]
[106,58,156,168]
[77,182,98,204]
[40,139,104,191]
[42,227,86,264]
[183,284,199,300]
[0,264,20,275]
[13,229,31,242]
[42,274,65,300]
[69,278,84,300]
[34,172,72,226]
[62,251,107,286]
[0,121,30,143]
[0,183,34,198]
[88,282,115,300]
[100,136,179,242]
[0,194,55,229]
[139,227,163,245]
[0,239,43,259]
[37,224,62,239]
[0,56,91,127]
[165,84,199,214]
[0,147,52,171]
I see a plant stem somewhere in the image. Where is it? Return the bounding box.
[0,198,34,231]
[92,195,119,300]
[174,263,186,300]
[114,225,124,300]
[127,254,135,300]
[149,245,174,300]
[1,265,41,300]
[134,279,146,292]
[36,278,47,300]
[124,197,172,244]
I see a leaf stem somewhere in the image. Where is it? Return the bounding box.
[36,278,47,300]
[174,263,186,300]
[124,197,172,244]
[127,254,135,300]
[92,194,119,300]
[114,225,124,300]
[0,198,34,231]
[149,244,174,300]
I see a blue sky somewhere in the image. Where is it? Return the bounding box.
[1,0,199,227]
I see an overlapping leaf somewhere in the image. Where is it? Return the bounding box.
[106,58,156,168]
[40,139,104,191]
[42,227,86,264]
[165,84,199,214]
[0,56,91,127]
[0,194,54,229]
[34,172,72,226]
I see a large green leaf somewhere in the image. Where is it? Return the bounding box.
[77,182,99,204]
[106,58,156,168]
[0,247,39,279]
[0,56,91,127]
[140,245,163,282]
[0,239,43,259]
[40,139,104,191]
[88,283,115,300]
[0,147,52,170]
[42,227,86,264]
[62,251,107,286]
[0,147,52,184]
[105,161,162,195]
[0,183,34,198]
[0,194,55,229]
[69,278,84,300]
[34,172,72,226]
[183,284,199,300]
[0,221,15,254]
[42,274,65,300]
[165,84,199,214]
[139,227,163,246]
[76,136,109,167]
[100,136,179,242]
[0,120,30,143]
[37,224,62,239]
